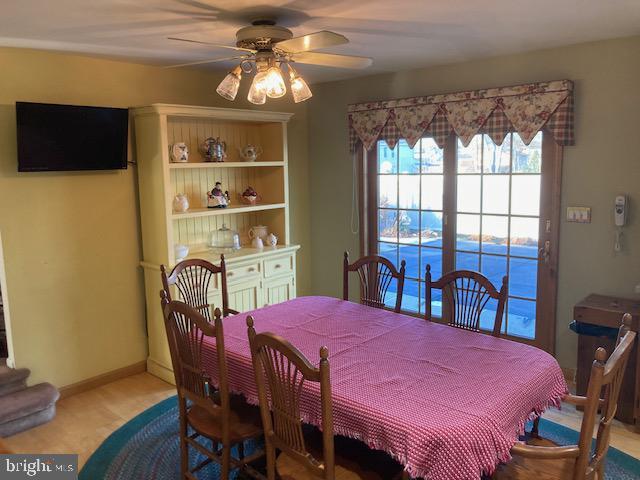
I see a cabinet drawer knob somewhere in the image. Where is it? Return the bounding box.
[248,267,255,272]
[228,272,234,276]
[275,264,281,269]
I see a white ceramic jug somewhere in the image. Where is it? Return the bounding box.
[266,233,278,247]
[174,244,189,261]
[170,142,189,163]
[248,225,268,241]
[172,193,189,213]
[251,237,264,249]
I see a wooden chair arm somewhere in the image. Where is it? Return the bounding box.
[511,442,580,460]
[225,308,240,316]
[563,393,588,406]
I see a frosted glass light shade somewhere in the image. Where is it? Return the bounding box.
[264,66,287,98]
[247,71,267,105]
[290,75,312,103]
[216,66,242,101]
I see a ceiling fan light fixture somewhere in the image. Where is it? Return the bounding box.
[216,65,242,101]
[247,71,267,105]
[288,65,313,103]
[263,66,287,99]
[171,24,372,104]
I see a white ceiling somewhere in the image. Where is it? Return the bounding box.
[1,0,639,84]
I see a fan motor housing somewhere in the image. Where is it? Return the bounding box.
[236,24,293,50]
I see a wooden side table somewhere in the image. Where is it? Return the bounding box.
[573,294,640,430]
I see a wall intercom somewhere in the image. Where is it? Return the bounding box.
[614,195,628,252]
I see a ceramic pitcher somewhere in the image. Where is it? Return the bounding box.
[248,225,268,241]
[172,193,189,213]
[266,233,278,246]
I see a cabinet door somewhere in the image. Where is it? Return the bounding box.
[264,276,295,306]
[228,277,263,313]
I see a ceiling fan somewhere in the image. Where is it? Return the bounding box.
[167,19,373,104]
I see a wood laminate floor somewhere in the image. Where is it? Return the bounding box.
[3,373,639,469]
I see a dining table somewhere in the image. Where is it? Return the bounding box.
[201,296,568,480]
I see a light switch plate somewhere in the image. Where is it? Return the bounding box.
[567,206,591,223]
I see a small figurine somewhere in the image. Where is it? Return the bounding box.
[241,186,259,205]
[207,181,230,208]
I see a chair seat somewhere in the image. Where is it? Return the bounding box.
[187,396,262,444]
[493,436,576,480]
[276,450,389,480]
[276,430,402,480]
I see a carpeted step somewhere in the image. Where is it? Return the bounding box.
[0,383,59,437]
[0,366,30,397]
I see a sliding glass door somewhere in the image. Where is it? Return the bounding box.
[367,132,561,352]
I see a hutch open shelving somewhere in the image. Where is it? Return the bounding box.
[133,104,299,383]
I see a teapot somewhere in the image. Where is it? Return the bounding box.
[200,137,227,162]
[172,193,189,213]
[238,144,263,162]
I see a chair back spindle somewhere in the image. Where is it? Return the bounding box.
[343,251,406,313]
[161,256,232,320]
[247,316,334,479]
[425,265,507,336]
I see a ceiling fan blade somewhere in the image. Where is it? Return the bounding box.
[158,8,218,18]
[292,52,372,69]
[163,56,243,69]
[168,37,256,53]
[276,31,348,53]
[174,0,221,13]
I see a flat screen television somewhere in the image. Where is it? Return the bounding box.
[16,102,129,172]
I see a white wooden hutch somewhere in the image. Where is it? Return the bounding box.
[133,104,299,383]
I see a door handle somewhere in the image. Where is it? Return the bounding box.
[539,240,551,264]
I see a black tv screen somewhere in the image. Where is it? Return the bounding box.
[16,102,128,172]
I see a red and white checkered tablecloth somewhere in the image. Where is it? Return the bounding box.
[201,296,568,480]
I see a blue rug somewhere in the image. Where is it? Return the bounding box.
[80,396,640,479]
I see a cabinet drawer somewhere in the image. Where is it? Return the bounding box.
[264,255,294,278]
[226,261,261,283]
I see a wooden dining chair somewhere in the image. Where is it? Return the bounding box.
[160,293,264,480]
[161,256,238,321]
[424,265,508,336]
[343,251,406,313]
[493,314,637,480]
[247,316,403,480]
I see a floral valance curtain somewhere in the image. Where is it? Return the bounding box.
[348,80,574,152]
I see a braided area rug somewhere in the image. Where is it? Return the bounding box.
[80,396,640,479]
[80,396,260,480]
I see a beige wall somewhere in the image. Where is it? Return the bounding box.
[0,47,310,387]
[307,35,640,370]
